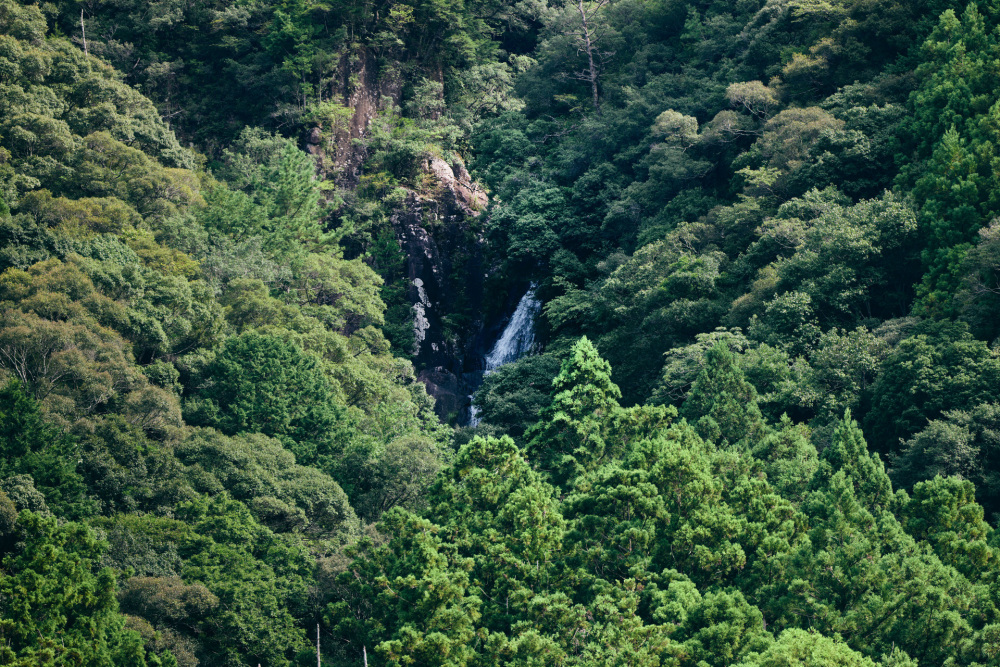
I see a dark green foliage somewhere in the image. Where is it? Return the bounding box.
[864,320,1000,453]
[187,331,355,468]
[474,353,562,440]
[892,402,1000,518]
[0,380,91,517]
[8,0,1000,664]
[175,494,314,666]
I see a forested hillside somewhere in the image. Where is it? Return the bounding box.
[2,0,1000,664]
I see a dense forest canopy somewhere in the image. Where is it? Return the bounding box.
[3,0,1000,664]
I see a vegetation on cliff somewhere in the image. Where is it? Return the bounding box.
[3,0,1000,664]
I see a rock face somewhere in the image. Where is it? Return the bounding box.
[390,157,495,423]
[424,156,489,214]
[303,48,404,184]
[298,53,494,422]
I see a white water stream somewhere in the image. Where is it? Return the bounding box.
[469,285,541,426]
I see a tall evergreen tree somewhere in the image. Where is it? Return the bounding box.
[681,343,767,449]
[526,337,623,487]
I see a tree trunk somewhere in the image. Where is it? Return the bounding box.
[577,0,599,110]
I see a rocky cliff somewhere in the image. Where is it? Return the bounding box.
[303,48,404,184]
[393,155,491,423]
[297,52,496,422]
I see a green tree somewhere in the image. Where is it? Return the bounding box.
[681,342,767,449]
[327,509,482,667]
[864,320,1000,453]
[891,402,1000,516]
[526,336,624,487]
[752,415,818,504]
[898,475,999,580]
[814,410,892,512]
[0,380,91,517]
[186,331,356,471]
[176,494,312,667]
[564,460,665,581]
[425,435,565,634]
[175,428,359,539]
[217,129,329,260]
[0,511,162,666]
[734,628,884,667]
[473,354,562,440]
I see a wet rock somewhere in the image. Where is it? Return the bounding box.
[391,186,488,422]
[417,367,465,422]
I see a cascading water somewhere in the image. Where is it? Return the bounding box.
[484,287,542,370]
[469,285,542,426]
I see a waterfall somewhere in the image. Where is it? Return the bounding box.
[484,286,542,371]
[469,285,541,426]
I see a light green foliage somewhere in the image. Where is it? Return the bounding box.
[639,424,799,591]
[176,428,360,539]
[653,330,812,423]
[216,129,330,260]
[327,509,482,667]
[525,336,624,487]
[654,328,752,404]
[752,416,818,503]
[425,435,565,633]
[88,498,318,667]
[734,629,881,667]
[815,410,893,511]
[0,511,161,666]
[898,475,999,579]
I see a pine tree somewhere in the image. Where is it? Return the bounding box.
[525,337,623,488]
[814,409,893,512]
[681,342,767,448]
[425,436,565,634]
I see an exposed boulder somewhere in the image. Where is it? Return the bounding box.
[424,155,489,215]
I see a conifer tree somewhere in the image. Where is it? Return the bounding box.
[815,409,892,512]
[0,512,165,666]
[681,342,767,448]
[425,436,565,634]
[526,336,623,487]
